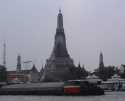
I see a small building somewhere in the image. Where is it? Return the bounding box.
[7,71,27,84]
[7,55,40,84]
[101,74,125,91]
[7,65,40,84]
[86,75,102,84]
[28,64,40,82]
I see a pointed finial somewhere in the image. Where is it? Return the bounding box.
[78,62,81,68]
[59,8,61,13]
[100,51,103,56]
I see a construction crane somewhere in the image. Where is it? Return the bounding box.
[23,60,32,70]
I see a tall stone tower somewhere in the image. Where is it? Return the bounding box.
[99,52,104,69]
[41,10,77,82]
[16,55,21,72]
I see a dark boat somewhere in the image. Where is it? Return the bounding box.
[0,81,104,95]
[64,80,104,95]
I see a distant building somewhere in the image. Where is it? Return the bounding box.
[7,55,40,84]
[7,65,40,83]
[101,74,125,91]
[40,10,78,82]
[7,71,27,84]
[29,64,40,82]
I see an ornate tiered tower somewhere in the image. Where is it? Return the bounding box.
[16,55,21,72]
[99,52,104,69]
[41,10,77,81]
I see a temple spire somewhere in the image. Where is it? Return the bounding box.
[40,10,75,82]
[99,52,104,69]
[57,9,64,31]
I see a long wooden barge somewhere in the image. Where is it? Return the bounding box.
[0,81,104,95]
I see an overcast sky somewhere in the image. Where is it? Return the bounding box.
[0,0,125,71]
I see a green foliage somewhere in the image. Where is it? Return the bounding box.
[76,65,88,79]
[119,65,125,78]
[69,65,88,79]
[0,66,7,82]
[94,66,116,81]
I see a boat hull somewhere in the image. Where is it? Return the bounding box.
[0,82,104,95]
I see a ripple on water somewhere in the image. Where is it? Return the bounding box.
[0,92,125,101]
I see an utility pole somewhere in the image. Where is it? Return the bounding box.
[3,41,6,67]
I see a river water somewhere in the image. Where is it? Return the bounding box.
[0,92,125,101]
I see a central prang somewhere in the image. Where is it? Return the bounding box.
[40,10,78,82]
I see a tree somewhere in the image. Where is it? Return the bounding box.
[0,65,7,82]
[119,65,125,78]
[94,66,116,81]
[75,64,88,79]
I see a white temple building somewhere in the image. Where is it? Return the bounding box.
[86,75,102,84]
[101,74,125,91]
